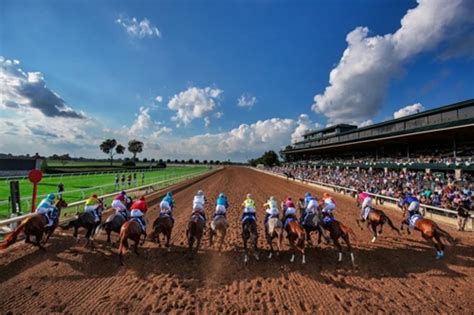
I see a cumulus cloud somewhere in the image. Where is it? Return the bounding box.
[128,106,152,136]
[115,16,161,39]
[214,111,224,119]
[312,0,474,125]
[291,114,321,143]
[155,95,163,103]
[168,86,223,126]
[237,93,257,108]
[204,117,211,128]
[393,103,424,119]
[0,56,84,119]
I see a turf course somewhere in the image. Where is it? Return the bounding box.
[0,166,208,219]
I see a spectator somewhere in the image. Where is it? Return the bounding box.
[121,174,125,188]
[115,174,120,190]
[457,200,471,231]
[57,182,64,199]
[127,174,132,187]
[133,172,137,186]
[141,171,145,184]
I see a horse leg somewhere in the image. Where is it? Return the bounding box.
[267,234,274,259]
[134,238,140,256]
[422,234,439,258]
[333,237,343,264]
[433,232,445,258]
[106,229,112,243]
[370,223,378,243]
[35,231,45,250]
[356,219,364,230]
[218,229,226,253]
[243,236,249,263]
[342,233,355,266]
[209,229,214,246]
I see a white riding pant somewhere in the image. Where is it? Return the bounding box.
[215,205,226,214]
[408,201,420,212]
[112,199,126,212]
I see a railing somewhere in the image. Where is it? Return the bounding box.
[257,168,473,228]
[0,167,211,228]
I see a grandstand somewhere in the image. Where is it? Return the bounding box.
[283,99,474,172]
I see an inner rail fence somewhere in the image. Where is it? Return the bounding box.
[0,167,211,229]
[257,168,473,231]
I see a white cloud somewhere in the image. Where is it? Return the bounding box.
[155,95,163,103]
[237,93,257,108]
[312,0,473,125]
[128,106,152,136]
[0,56,84,119]
[359,119,374,127]
[115,16,161,39]
[204,117,211,128]
[393,103,424,119]
[168,86,223,126]
[214,111,224,119]
[291,114,322,143]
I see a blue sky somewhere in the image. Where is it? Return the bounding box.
[1,0,473,161]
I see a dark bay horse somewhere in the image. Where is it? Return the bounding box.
[0,199,68,250]
[242,217,259,263]
[298,199,328,246]
[356,207,400,243]
[118,220,145,265]
[285,220,306,264]
[400,212,456,259]
[100,197,133,243]
[209,215,228,252]
[151,214,174,251]
[61,203,104,246]
[187,212,205,256]
[265,217,283,259]
[321,217,357,266]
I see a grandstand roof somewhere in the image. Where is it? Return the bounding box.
[285,98,474,155]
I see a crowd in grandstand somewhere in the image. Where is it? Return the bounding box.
[271,165,472,230]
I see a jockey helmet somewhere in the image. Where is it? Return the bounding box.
[247,193,252,199]
[92,194,98,198]
[219,192,225,198]
[121,191,127,195]
[47,193,55,201]
[287,196,292,201]
[323,193,330,199]
[140,196,146,201]
[305,192,311,198]
[198,190,204,196]
[270,196,275,200]
[166,191,173,197]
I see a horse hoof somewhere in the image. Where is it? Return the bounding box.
[167,247,171,252]
[268,253,273,259]
[371,237,377,243]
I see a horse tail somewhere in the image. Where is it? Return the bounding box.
[0,218,28,250]
[118,223,129,259]
[382,214,400,235]
[435,226,457,245]
[339,222,357,243]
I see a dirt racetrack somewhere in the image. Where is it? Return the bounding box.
[1,167,473,314]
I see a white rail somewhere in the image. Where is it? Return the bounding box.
[0,168,209,227]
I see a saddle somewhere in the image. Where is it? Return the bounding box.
[131,217,146,232]
[283,216,297,229]
[242,213,256,224]
[191,211,205,222]
[409,214,422,229]
[322,215,334,226]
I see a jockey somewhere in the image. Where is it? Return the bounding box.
[358,190,372,222]
[130,196,148,233]
[241,193,256,222]
[112,191,129,219]
[35,193,57,227]
[84,194,102,223]
[283,196,297,229]
[263,196,279,226]
[402,192,422,226]
[302,193,318,225]
[320,193,336,217]
[160,192,175,223]
[214,192,229,218]
[192,190,207,221]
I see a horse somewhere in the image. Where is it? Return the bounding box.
[298,198,328,246]
[285,219,306,264]
[355,207,400,243]
[283,171,295,181]
[151,214,174,251]
[61,203,104,246]
[242,215,259,263]
[186,211,206,256]
[0,199,68,250]
[100,197,133,243]
[265,217,283,259]
[118,220,145,265]
[400,211,456,259]
[209,215,228,252]
[321,216,357,266]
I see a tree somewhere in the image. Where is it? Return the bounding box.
[203,160,208,164]
[166,159,171,163]
[188,158,194,164]
[100,139,117,166]
[128,139,144,161]
[209,160,214,164]
[195,159,200,164]
[248,150,280,167]
[116,144,125,155]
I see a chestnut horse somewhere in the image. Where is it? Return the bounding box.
[400,212,456,259]
[0,199,68,250]
[118,220,145,265]
[321,216,357,266]
[285,220,306,264]
[356,207,400,243]
[151,214,174,251]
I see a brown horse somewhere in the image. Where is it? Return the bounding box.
[321,217,356,266]
[285,220,306,264]
[118,220,145,265]
[209,215,228,252]
[356,207,400,243]
[187,212,205,256]
[400,212,456,259]
[151,215,174,251]
[0,199,68,250]
[242,217,259,263]
[265,217,284,259]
